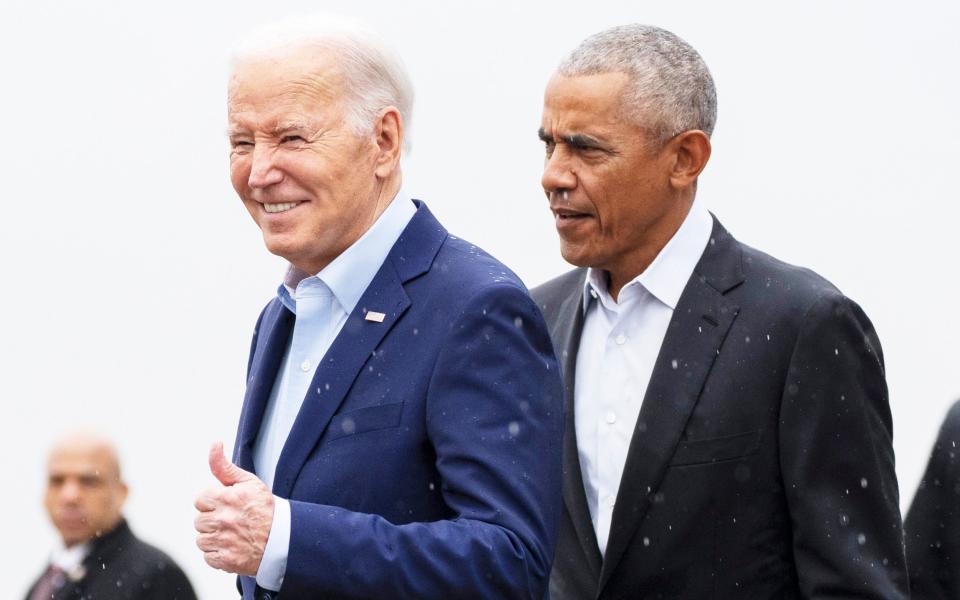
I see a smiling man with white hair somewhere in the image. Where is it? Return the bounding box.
[192,15,563,600]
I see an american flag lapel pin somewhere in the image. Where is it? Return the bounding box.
[365,310,386,323]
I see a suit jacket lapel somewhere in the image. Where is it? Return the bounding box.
[598,218,744,591]
[234,303,294,472]
[271,266,410,497]
[551,270,604,581]
[271,201,446,499]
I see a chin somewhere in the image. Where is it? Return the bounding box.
[262,234,301,260]
[58,528,93,546]
[559,246,594,269]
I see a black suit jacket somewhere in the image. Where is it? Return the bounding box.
[532,217,908,599]
[905,399,960,598]
[25,520,196,600]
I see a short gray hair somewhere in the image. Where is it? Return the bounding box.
[231,14,414,149]
[559,24,717,144]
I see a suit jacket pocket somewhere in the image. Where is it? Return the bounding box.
[326,403,404,443]
[669,430,761,466]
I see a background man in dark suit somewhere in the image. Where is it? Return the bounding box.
[905,399,960,598]
[532,24,909,599]
[26,433,196,600]
[192,15,563,599]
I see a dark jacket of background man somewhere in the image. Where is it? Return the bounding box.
[24,520,196,600]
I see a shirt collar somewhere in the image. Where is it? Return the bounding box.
[278,188,417,314]
[50,540,90,572]
[582,198,713,313]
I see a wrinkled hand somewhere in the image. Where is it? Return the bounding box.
[194,441,274,576]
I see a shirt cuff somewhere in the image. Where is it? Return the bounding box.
[255,496,290,592]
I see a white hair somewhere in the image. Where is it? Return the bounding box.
[559,24,717,145]
[231,14,414,150]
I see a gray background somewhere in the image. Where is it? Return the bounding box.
[2,1,957,597]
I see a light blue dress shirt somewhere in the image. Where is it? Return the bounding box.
[251,191,417,591]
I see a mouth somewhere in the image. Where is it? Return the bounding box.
[551,207,592,221]
[547,189,591,222]
[57,513,88,528]
[262,201,302,214]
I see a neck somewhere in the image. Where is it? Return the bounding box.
[604,194,694,301]
[372,173,402,221]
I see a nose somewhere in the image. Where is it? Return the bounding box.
[247,144,284,189]
[542,146,577,197]
[60,480,81,503]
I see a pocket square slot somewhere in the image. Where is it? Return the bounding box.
[669,430,762,466]
[326,403,404,442]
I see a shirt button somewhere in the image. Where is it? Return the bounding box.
[300,360,311,372]
[605,411,617,425]
[607,496,616,507]
[615,333,627,345]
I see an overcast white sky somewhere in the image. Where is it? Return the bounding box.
[2,1,958,597]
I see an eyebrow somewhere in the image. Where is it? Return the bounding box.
[538,128,608,150]
[270,122,310,136]
[225,122,311,138]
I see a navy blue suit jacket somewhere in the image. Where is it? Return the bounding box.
[232,202,564,599]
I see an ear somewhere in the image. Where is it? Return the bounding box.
[668,130,711,189]
[373,107,403,178]
[114,480,129,513]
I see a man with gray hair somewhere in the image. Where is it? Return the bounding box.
[192,15,563,600]
[533,24,908,598]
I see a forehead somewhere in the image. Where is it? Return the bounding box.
[228,48,345,125]
[48,444,116,477]
[541,72,631,132]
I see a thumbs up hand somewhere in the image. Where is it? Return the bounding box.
[194,442,274,576]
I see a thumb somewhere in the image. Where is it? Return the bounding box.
[208,441,253,486]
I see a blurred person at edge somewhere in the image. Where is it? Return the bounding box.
[192,14,563,600]
[905,399,960,598]
[532,24,909,599]
[25,432,196,600]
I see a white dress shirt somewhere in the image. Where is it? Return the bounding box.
[49,541,90,577]
[251,190,417,591]
[574,200,712,556]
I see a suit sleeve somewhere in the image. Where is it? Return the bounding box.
[280,284,564,599]
[778,294,909,599]
[905,400,960,599]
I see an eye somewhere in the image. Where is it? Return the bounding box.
[79,475,102,488]
[572,144,607,160]
[543,139,555,157]
[281,135,306,145]
[230,140,253,153]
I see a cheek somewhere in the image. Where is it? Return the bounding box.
[86,493,110,516]
[229,157,250,192]
[578,177,608,224]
